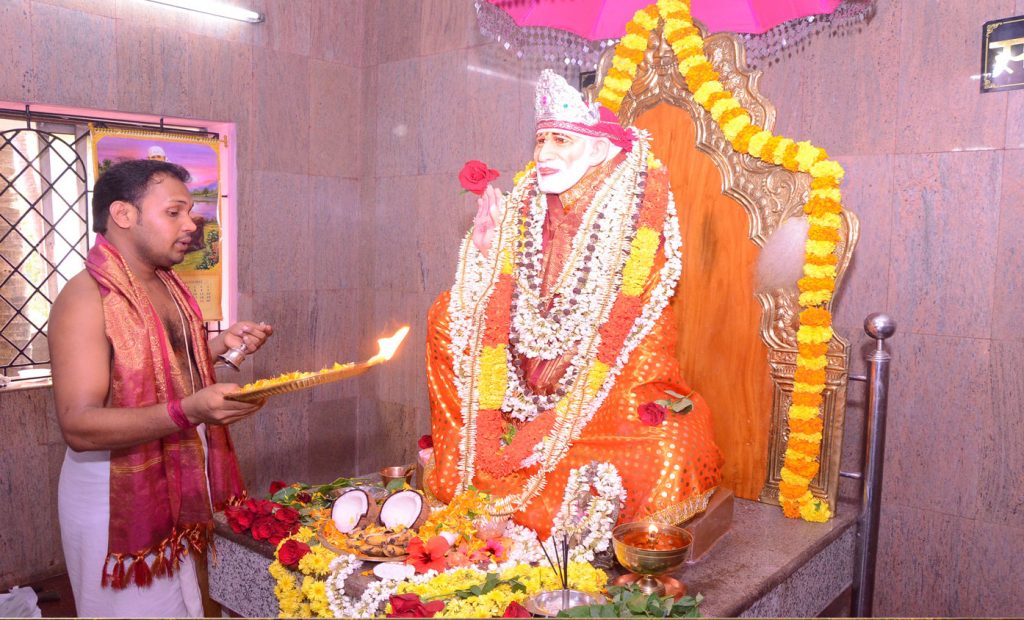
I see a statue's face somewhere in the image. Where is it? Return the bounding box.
[534,130,604,194]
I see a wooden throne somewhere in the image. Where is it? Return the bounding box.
[588,27,859,514]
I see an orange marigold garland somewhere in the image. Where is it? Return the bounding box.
[599,0,845,522]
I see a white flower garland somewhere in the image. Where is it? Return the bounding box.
[549,462,626,563]
[325,553,408,618]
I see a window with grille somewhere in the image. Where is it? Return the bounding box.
[0,119,90,381]
[0,112,229,383]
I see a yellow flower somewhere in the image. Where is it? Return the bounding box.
[781,467,811,486]
[803,263,837,280]
[797,324,833,344]
[792,381,826,395]
[722,112,751,140]
[794,141,823,171]
[621,226,660,296]
[298,545,335,577]
[478,344,509,409]
[770,137,795,165]
[586,361,610,397]
[810,160,845,180]
[612,55,639,74]
[790,431,824,444]
[799,496,832,522]
[709,95,740,122]
[805,239,837,257]
[677,52,708,74]
[796,353,828,370]
[745,130,772,158]
[633,7,659,30]
[787,404,821,420]
[810,187,842,202]
[512,160,535,186]
[693,80,723,106]
[807,212,842,229]
[799,289,834,306]
[622,33,649,51]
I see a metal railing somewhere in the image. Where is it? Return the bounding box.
[844,312,895,617]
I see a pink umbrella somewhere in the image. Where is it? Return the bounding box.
[486,0,843,37]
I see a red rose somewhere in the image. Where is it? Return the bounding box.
[225,505,254,533]
[274,506,300,525]
[277,539,311,569]
[266,520,292,546]
[297,492,312,504]
[638,402,667,426]
[418,434,433,450]
[245,498,276,516]
[269,480,288,495]
[250,515,276,541]
[387,593,444,618]
[502,601,532,617]
[458,160,500,196]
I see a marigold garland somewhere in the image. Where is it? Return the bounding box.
[597,0,845,522]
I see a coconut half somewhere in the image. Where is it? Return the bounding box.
[331,488,379,533]
[378,489,429,531]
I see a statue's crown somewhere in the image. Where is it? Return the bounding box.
[535,69,600,126]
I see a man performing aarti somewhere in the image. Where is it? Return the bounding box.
[426,70,723,536]
[49,160,272,616]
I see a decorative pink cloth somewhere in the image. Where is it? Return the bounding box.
[488,0,843,37]
[537,106,636,150]
[85,235,245,589]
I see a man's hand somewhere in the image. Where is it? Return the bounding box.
[213,321,273,357]
[183,383,265,426]
[472,184,504,255]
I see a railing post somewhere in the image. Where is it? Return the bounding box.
[850,312,895,617]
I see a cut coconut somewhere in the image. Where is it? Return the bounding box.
[331,488,379,534]
[378,489,429,531]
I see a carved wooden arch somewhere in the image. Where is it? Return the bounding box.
[586,26,859,514]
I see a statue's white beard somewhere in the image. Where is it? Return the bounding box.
[536,154,592,194]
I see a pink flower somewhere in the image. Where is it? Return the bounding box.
[503,601,531,617]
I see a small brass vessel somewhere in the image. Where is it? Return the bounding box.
[380,466,414,487]
[612,522,692,596]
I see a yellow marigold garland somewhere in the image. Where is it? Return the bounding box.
[597,0,845,522]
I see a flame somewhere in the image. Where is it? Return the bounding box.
[647,523,659,538]
[371,326,410,363]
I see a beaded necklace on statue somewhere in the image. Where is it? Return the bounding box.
[504,158,634,422]
[447,131,684,515]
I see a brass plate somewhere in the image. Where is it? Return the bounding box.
[224,362,372,403]
[611,573,687,599]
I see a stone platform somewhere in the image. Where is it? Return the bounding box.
[209,497,857,618]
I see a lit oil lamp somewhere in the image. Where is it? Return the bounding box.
[611,521,692,596]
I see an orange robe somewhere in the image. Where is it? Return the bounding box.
[426,165,723,537]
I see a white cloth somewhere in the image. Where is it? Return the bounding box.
[58,439,208,618]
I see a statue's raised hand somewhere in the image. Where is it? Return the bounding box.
[472,183,504,255]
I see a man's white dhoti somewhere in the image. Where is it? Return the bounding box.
[58,448,203,618]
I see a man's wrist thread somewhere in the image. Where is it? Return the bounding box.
[167,398,193,430]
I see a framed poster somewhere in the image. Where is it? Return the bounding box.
[90,126,224,320]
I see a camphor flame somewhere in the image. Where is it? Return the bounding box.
[370,326,410,364]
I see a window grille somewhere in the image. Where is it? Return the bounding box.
[0,121,89,379]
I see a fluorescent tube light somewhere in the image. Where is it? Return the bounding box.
[142,0,264,23]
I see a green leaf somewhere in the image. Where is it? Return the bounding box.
[626,594,650,613]
[385,478,406,491]
[664,390,684,398]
